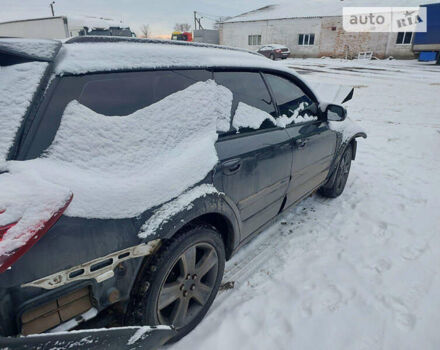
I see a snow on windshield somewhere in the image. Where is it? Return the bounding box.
[0,62,48,160]
[6,80,232,219]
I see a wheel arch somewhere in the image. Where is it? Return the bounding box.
[140,191,241,261]
[323,132,367,189]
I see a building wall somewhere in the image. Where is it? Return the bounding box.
[220,16,415,59]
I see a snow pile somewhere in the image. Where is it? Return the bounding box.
[0,62,48,160]
[0,169,71,260]
[7,81,232,219]
[0,38,60,60]
[232,103,276,130]
[232,102,317,131]
[139,184,220,239]
[276,102,317,127]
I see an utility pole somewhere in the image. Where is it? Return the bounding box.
[50,1,55,16]
[194,11,197,30]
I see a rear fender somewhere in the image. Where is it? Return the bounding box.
[138,187,241,256]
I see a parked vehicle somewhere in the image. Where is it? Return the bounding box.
[171,31,193,41]
[0,37,365,348]
[413,3,440,64]
[257,44,290,60]
[0,16,135,39]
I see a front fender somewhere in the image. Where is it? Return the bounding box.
[324,127,367,189]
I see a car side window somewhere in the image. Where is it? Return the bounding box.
[20,69,211,159]
[264,73,318,126]
[78,69,211,116]
[214,71,277,134]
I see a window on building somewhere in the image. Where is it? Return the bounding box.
[396,32,413,45]
[248,34,262,46]
[298,33,315,46]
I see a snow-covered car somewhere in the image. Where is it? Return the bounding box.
[257,44,290,60]
[0,37,366,348]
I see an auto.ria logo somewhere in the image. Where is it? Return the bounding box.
[343,7,427,32]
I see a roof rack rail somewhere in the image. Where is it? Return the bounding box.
[65,36,261,57]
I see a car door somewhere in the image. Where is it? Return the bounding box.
[213,71,292,239]
[263,73,337,208]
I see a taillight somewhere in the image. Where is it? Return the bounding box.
[0,194,73,273]
[275,49,282,53]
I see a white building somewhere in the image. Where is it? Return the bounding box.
[219,0,438,59]
[0,16,132,39]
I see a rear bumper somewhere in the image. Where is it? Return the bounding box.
[0,325,176,350]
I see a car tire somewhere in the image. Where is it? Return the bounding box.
[319,146,352,198]
[270,53,275,60]
[128,225,225,343]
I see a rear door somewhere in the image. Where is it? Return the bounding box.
[214,71,292,239]
[263,73,337,208]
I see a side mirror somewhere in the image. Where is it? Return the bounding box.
[324,104,347,122]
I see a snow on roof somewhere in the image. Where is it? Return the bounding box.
[54,41,298,76]
[224,0,440,23]
[66,16,128,30]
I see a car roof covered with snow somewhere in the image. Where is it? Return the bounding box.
[52,37,297,76]
[1,37,300,77]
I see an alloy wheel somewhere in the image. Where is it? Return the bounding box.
[156,243,219,328]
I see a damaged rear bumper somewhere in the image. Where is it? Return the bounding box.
[0,325,176,350]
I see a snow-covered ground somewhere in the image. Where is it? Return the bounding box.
[170,58,440,350]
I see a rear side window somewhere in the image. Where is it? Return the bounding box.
[78,70,211,116]
[264,73,317,125]
[0,61,48,160]
[214,71,277,133]
[20,69,211,159]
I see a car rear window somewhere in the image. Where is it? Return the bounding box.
[0,61,48,160]
[19,69,212,159]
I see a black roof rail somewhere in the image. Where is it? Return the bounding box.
[65,36,262,57]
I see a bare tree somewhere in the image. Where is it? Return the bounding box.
[174,23,191,32]
[140,24,150,38]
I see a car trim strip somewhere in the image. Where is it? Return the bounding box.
[21,240,161,290]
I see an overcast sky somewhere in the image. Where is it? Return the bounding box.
[0,0,276,37]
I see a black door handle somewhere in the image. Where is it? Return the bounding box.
[222,159,242,175]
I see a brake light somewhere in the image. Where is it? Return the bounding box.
[0,194,73,273]
[275,49,282,53]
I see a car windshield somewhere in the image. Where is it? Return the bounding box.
[0,61,47,160]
